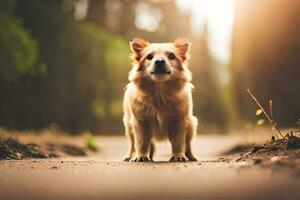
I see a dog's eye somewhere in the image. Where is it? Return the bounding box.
[146,54,153,60]
[168,53,176,60]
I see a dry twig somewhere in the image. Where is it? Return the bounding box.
[246,89,285,139]
[269,100,278,139]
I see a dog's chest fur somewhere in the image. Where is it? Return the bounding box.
[133,85,187,117]
[131,83,189,140]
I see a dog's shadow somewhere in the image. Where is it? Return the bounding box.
[123,159,228,164]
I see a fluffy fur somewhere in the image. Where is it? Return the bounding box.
[123,38,198,162]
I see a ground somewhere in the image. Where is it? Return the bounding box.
[0,129,300,200]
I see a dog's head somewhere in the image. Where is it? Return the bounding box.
[129,38,192,84]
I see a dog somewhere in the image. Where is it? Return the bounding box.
[123,38,198,162]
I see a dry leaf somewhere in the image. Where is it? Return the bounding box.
[257,119,265,126]
[256,109,263,116]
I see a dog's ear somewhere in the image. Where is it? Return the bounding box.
[130,38,149,61]
[174,38,191,61]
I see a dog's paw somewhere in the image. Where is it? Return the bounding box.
[169,155,187,162]
[186,154,197,162]
[131,156,150,162]
[187,156,197,162]
[123,156,132,162]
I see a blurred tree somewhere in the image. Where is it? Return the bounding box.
[86,0,105,26]
[190,25,227,130]
[88,0,138,38]
[0,0,229,133]
[154,0,192,40]
[0,0,131,132]
[230,0,300,127]
[66,22,130,131]
[0,0,43,80]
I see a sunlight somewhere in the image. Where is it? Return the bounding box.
[135,2,162,32]
[176,0,235,63]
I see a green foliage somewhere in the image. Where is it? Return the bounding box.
[110,99,123,117]
[0,11,41,77]
[70,22,130,120]
[91,99,105,119]
[0,0,17,14]
[85,132,98,151]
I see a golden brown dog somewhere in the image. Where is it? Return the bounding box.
[123,38,197,162]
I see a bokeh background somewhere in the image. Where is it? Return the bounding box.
[0,0,299,134]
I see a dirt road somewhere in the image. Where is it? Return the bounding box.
[1,135,299,200]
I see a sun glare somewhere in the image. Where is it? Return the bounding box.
[135,2,162,32]
[176,0,235,63]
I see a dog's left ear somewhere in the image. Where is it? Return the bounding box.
[174,38,191,61]
[130,38,149,61]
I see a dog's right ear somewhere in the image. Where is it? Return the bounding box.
[174,38,191,62]
[130,38,149,61]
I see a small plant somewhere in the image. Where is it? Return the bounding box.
[247,89,285,139]
[85,132,98,151]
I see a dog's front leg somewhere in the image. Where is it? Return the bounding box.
[167,119,187,162]
[131,119,152,162]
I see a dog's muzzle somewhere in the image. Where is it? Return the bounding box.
[150,59,171,75]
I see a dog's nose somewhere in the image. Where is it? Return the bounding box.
[154,59,167,73]
[155,59,165,66]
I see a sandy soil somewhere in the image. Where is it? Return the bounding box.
[0,134,300,200]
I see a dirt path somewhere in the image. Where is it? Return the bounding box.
[1,136,299,200]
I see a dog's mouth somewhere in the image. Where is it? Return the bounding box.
[150,71,171,75]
